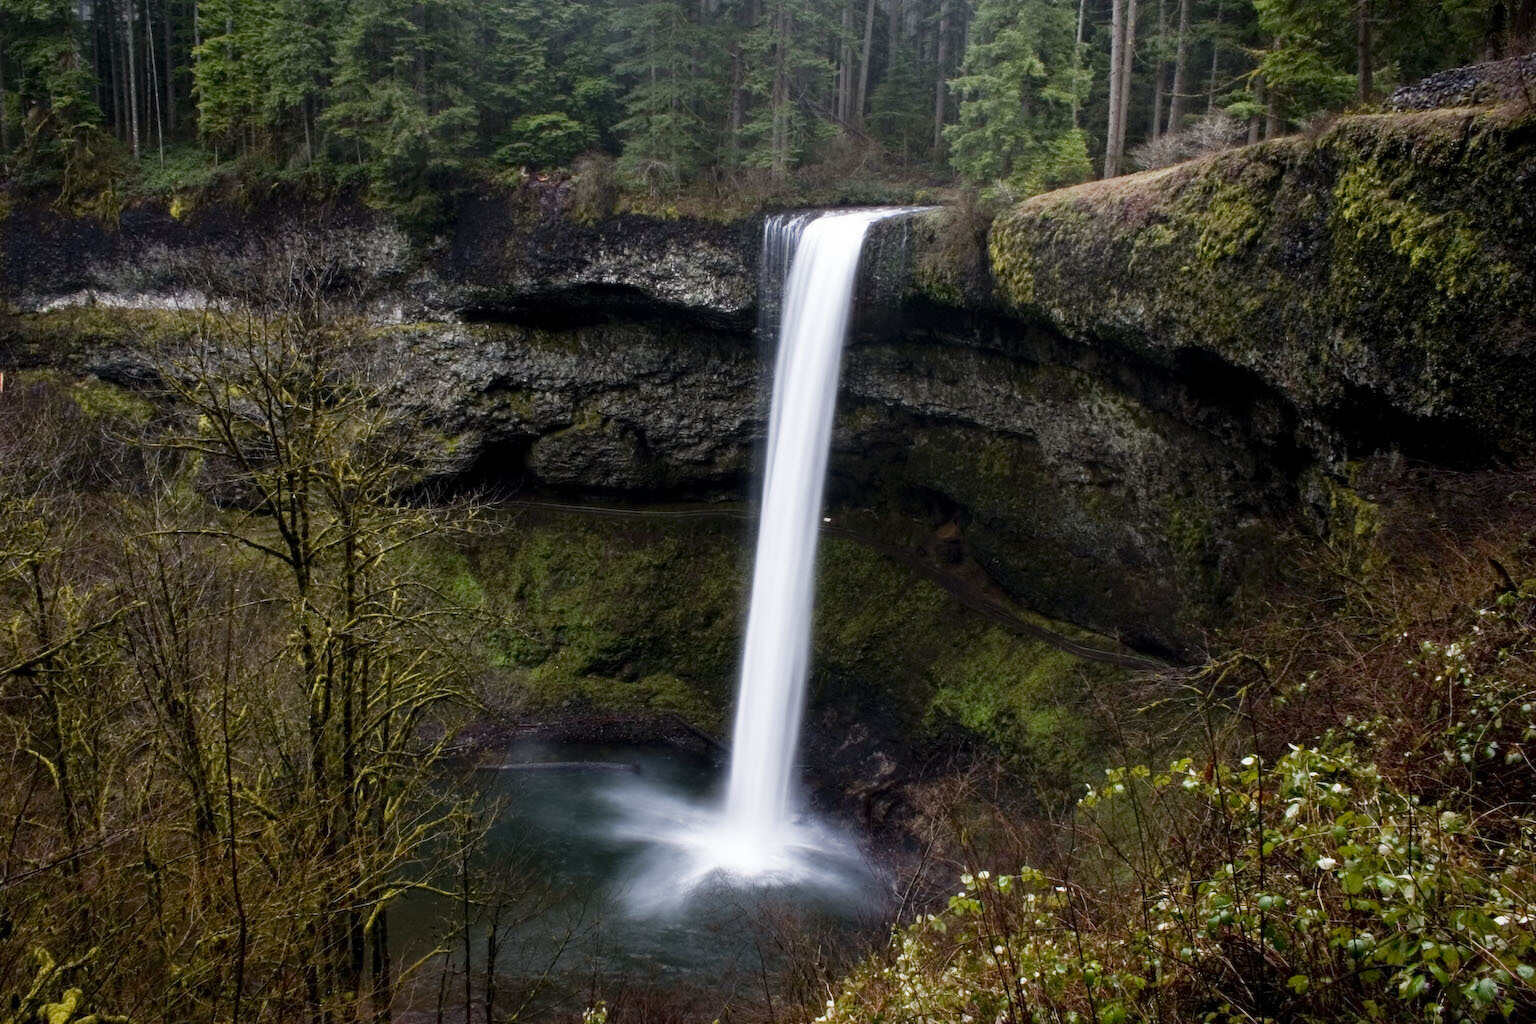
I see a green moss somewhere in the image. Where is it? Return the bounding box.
[988,208,1038,308]
[9,368,156,424]
[5,307,201,367]
[1332,161,1513,303]
[439,512,745,730]
[926,630,1115,800]
[416,506,1133,793]
[1306,465,1389,578]
[1190,165,1277,263]
[909,204,996,309]
[986,105,1536,446]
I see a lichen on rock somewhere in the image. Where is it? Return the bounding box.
[986,105,1536,454]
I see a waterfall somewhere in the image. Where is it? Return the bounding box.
[605,208,917,909]
[724,208,913,847]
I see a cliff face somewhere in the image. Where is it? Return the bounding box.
[979,105,1536,459]
[4,104,1531,658]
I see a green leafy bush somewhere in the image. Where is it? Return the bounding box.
[822,590,1536,1024]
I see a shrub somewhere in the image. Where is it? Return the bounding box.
[567,151,619,225]
[821,586,1536,1024]
[1132,113,1245,171]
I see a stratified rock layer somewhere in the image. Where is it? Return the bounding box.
[4,104,1532,656]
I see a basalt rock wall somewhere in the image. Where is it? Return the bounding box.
[5,103,1531,657]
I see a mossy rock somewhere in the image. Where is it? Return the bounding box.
[417,506,1137,794]
[1,306,200,368]
[989,106,1536,453]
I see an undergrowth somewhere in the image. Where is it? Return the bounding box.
[819,459,1536,1024]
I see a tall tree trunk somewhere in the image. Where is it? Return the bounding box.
[888,0,902,72]
[773,2,792,179]
[108,0,125,140]
[839,1,853,124]
[1105,0,1125,176]
[1514,0,1536,49]
[933,0,951,151]
[125,0,141,159]
[89,2,105,133]
[1114,0,1137,167]
[146,1,164,161]
[1149,0,1167,139]
[1265,79,1282,138]
[1168,0,1191,130]
[855,0,877,127]
[1248,74,1263,144]
[1073,0,1086,126]
[162,0,176,135]
[1206,0,1222,113]
[1356,0,1372,103]
[727,44,745,164]
[0,42,10,157]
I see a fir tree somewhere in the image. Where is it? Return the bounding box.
[1250,0,1359,125]
[609,0,713,190]
[257,0,336,158]
[869,40,933,161]
[191,0,263,153]
[946,0,1091,195]
[1,0,101,171]
[323,0,478,221]
[739,0,837,179]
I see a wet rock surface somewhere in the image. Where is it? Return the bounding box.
[1388,53,1536,110]
[5,104,1529,655]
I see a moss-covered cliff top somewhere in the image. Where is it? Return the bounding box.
[979,104,1536,457]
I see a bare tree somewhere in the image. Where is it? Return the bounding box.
[1168,0,1192,131]
[1104,0,1138,177]
[155,287,486,1021]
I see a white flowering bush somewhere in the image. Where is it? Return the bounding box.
[1419,597,1536,791]
[818,590,1536,1024]
[818,866,1145,1024]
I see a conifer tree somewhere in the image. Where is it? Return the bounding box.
[257,0,335,158]
[0,0,100,170]
[740,0,837,179]
[946,0,1091,195]
[474,0,601,168]
[1250,0,1358,128]
[870,45,933,161]
[191,0,262,152]
[323,0,478,221]
[609,0,714,190]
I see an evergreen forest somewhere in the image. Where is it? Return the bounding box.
[2,0,1530,216]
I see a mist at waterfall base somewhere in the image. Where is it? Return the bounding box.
[390,742,888,1014]
[449,741,886,984]
[401,210,916,993]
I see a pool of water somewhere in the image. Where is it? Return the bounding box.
[394,740,891,1018]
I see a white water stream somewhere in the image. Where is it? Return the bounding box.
[723,209,911,846]
[606,208,916,910]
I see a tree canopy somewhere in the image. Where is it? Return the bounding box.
[0,0,1524,212]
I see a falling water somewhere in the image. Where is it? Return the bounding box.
[601,209,917,909]
[724,208,910,847]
